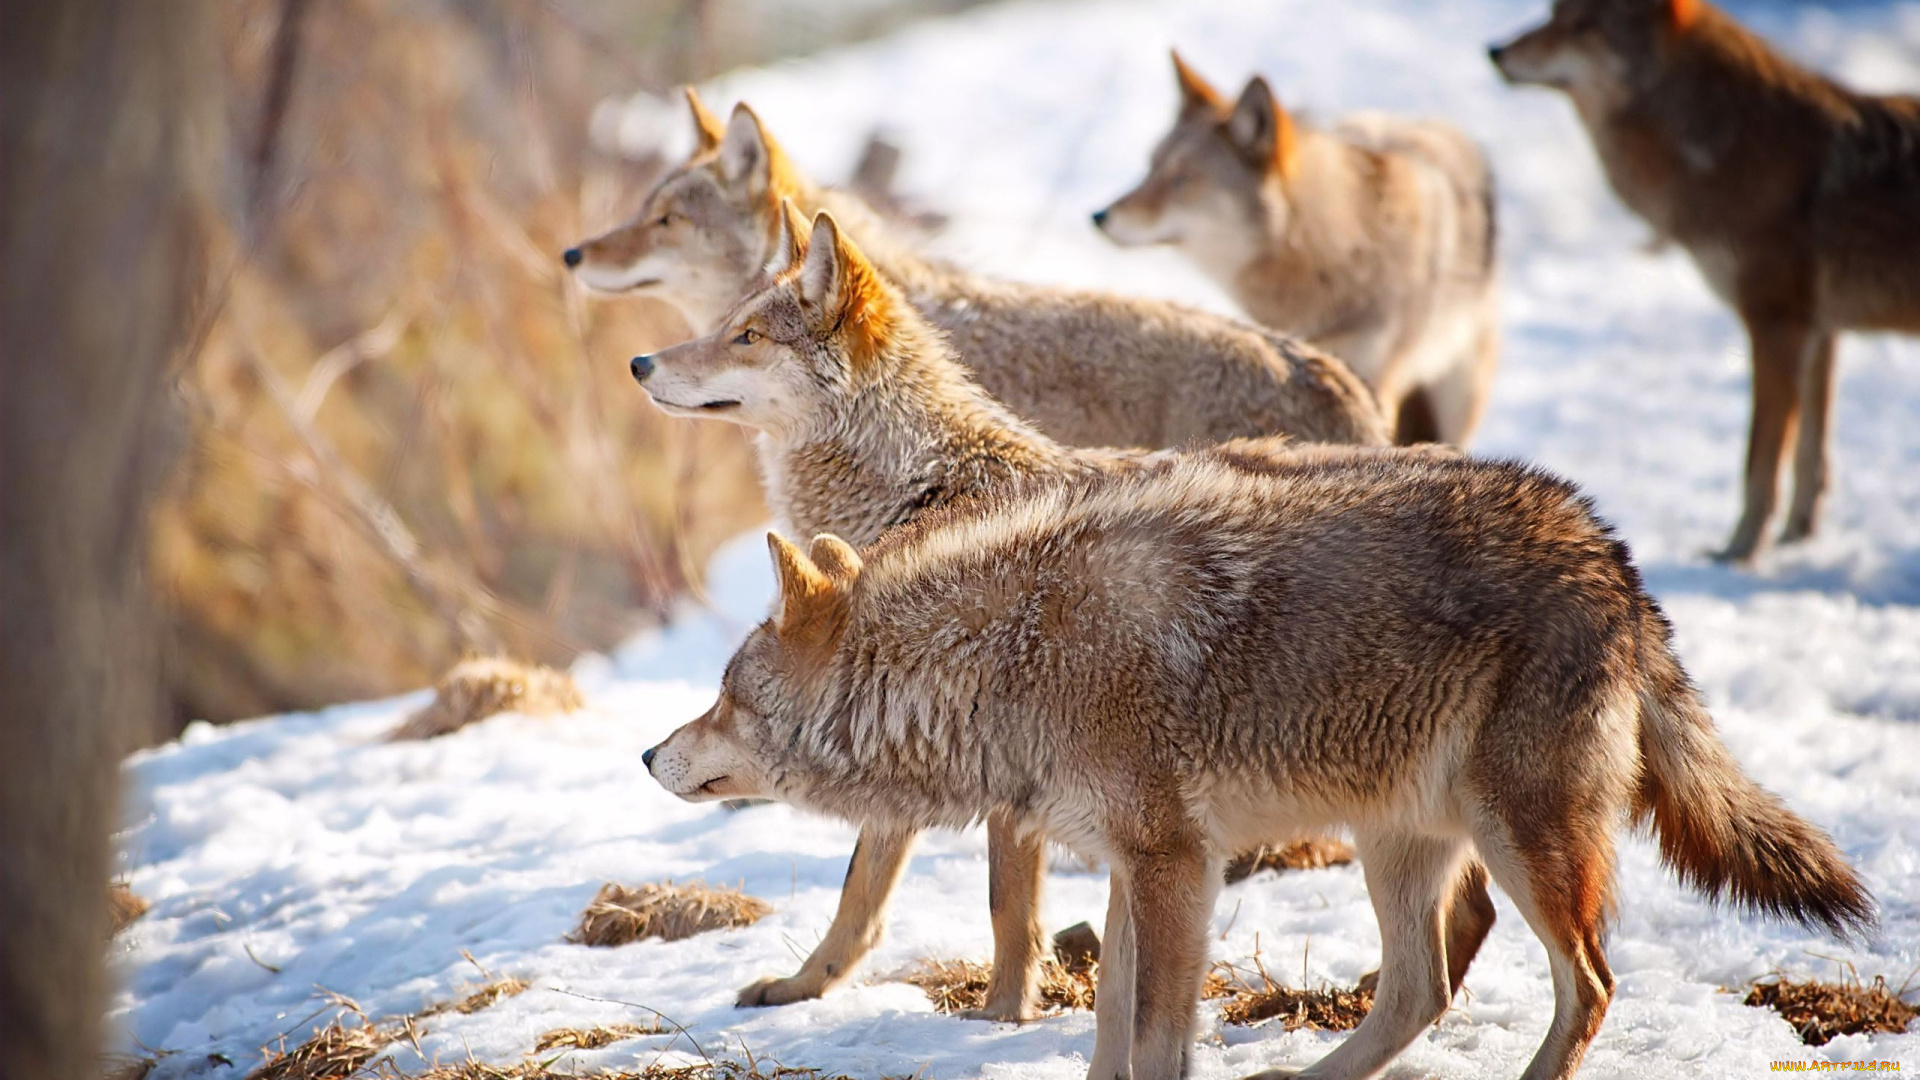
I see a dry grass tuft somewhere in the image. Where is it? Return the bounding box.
[1204,955,1372,1030]
[109,882,151,935]
[904,958,1098,1015]
[1223,839,1357,884]
[414,975,529,1018]
[388,658,584,741]
[100,1054,156,1080]
[1745,974,1918,1046]
[408,1059,848,1080]
[245,997,410,1080]
[450,976,530,1015]
[531,1022,666,1052]
[1211,980,1373,1030]
[568,881,772,947]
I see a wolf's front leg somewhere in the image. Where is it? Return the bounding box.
[1123,835,1218,1080]
[738,825,917,1007]
[1087,865,1136,1080]
[967,809,1048,1021]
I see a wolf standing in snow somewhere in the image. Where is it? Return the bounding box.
[1095,54,1502,447]
[646,451,1872,1080]
[628,204,1499,1021]
[1491,0,1920,562]
[566,90,1388,450]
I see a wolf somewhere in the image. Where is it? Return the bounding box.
[627,205,1496,1022]
[645,452,1872,1080]
[565,89,1389,450]
[1491,0,1920,561]
[1095,53,1503,447]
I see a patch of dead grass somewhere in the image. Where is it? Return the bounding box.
[406,1060,849,1080]
[1745,974,1918,1046]
[568,881,771,947]
[109,882,151,935]
[388,658,585,741]
[530,1022,667,1052]
[245,997,414,1080]
[1223,839,1357,884]
[1204,953,1373,1030]
[903,958,1097,1015]
[100,1054,156,1080]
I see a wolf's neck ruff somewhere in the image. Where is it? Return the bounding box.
[763,295,1088,549]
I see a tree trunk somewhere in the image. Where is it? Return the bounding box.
[0,2,216,1077]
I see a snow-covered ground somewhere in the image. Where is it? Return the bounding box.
[112,0,1920,1076]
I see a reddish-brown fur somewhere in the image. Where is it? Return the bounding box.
[1493,0,1920,560]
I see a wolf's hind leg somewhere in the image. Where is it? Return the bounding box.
[1422,310,1499,448]
[1251,832,1462,1080]
[1123,835,1219,1080]
[1087,865,1137,1080]
[968,810,1047,1022]
[1441,858,1496,996]
[1475,825,1615,1080]
[737,825,917,1007]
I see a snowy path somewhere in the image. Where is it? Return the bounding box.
[112,0,1920,1076]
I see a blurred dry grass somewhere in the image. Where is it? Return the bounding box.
[157,0,768,729]
[568,881,772,946]
[386,657,584,740]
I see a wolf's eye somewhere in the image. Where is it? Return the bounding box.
[732,328,761,346]
[657,212,677,228]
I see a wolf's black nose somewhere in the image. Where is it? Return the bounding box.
[1486,44,1506,63]
[642,747,657,769]
[631,354,654,381]
[1091,209,1110,228]
[563,247,583,267]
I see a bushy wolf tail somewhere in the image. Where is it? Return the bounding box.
[1632,606,1875,940]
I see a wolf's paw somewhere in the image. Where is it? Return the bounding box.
[1707,539,1761,566]
[1779,515,1819,545]
[960,998,1041,1024]
[736,974,824,1008]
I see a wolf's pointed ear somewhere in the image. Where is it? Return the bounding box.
[798,213,847,312]
[765,198,810,277]
[807,534,863,584]
[685,86,725,154]
[720,103,774,195]
[1226,76,1297,178]
[1667,0,1701,31]
[1171,50,1224,114]
[768,532,849,644]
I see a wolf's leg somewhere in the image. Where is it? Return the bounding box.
[1257,833,1461,1080]
[1391,388,1442,446]
[1088,865,1137,1080]
[1421,310,1499,448]
[1782,331,1839,544]
[968,810,1047,1022]
[1474,826,1615,1080]
[1440,858,1496,996]
[1719,317,1812,562]
[737,825,916,1007]
[1125,837,1219,1080]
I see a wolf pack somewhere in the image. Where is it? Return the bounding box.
[563,2,1918,1078]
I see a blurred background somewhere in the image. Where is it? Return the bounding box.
[158,0,990,734]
